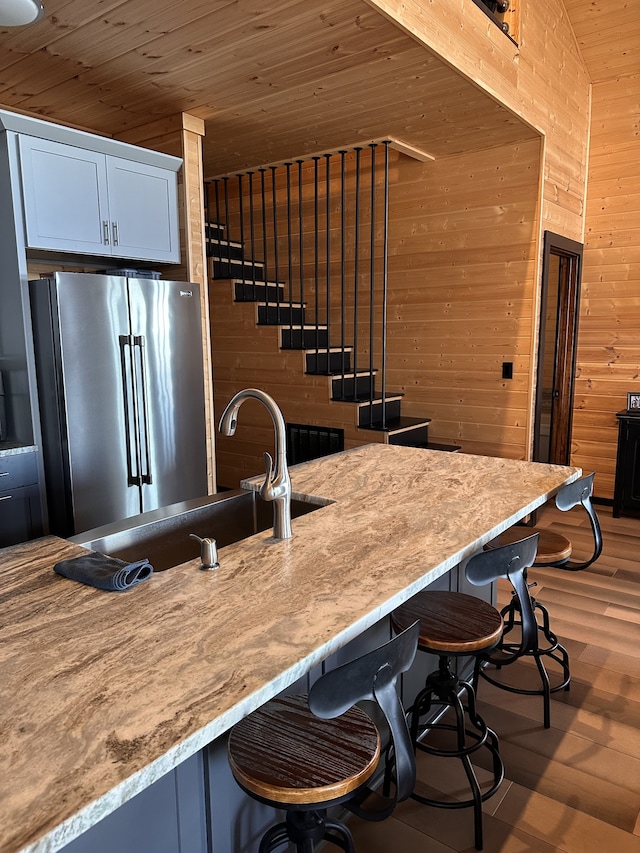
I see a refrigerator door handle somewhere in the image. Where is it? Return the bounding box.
[133,335,153,485]
[119,334,142,487]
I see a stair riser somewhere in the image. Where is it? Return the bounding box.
[234,282,285,302]
[258,305,305,326]
[281,328,329,349]
[211,259,266,280]
[206,241,245,262]
[358,399,402,426]
[332,374,376,399]
[306,351,352,375]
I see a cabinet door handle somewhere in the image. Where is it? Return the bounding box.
[112,221,119,246]
[0,471,8,477]
[103,220,110,245]
[0,494,12,501]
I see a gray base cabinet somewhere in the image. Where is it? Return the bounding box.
[63,752,207,853]
[0,452,42,546]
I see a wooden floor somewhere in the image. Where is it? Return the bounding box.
[350,503,640,852]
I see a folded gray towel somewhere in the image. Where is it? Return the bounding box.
[54,551,153,591]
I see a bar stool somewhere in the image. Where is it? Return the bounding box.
[391,585,505,851]
[470,531,569,729]
[226,621,420,853]
[488,473,602,571]
[484,476,602,726]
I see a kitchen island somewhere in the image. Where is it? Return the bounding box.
[0,445,580,853]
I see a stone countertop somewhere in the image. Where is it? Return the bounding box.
[0,443,37,457]
[0,445,580,853]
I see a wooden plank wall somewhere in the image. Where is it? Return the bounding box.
[209,136,541,482]
[208,0,593,487]
[572,75,640,499]
[386,137,542,457]
[366,0,591,243]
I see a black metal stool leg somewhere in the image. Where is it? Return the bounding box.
[259,822,289,853]
[408,655,504,851]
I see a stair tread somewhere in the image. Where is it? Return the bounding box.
[206,238,243,249]
[338,392,404,404]
[209,250,260,258]
[305,347,353,354]
[333,369,377,378]
[281,324,328,330]
[355,392,403,403]
[359,416,432,432]
[258,301,306,309]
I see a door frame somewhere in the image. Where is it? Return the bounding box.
[532,231,583,465]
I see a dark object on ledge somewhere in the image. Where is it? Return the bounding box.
[614,411,640,517]
[54,551,153,591]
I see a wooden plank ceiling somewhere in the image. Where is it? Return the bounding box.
[562,0,640,83]
[0,0,534,177]
[0,1,632,176]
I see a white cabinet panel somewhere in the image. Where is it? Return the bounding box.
[18,136,180,263]
[107,157,179,262]
[19,136,110,255]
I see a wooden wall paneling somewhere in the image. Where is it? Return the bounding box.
[208,137,542,481]
[572,74,640,499]
[385,139,541,457]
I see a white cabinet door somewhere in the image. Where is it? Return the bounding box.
[19,136,111,255]
[107,157,180,263]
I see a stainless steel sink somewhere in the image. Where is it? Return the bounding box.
[68,489,322,571]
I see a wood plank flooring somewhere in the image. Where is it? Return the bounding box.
[350,503,640,852]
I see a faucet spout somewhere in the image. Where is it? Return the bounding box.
[219,389,292,539]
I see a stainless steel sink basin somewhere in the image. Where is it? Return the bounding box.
[68,489,322,571]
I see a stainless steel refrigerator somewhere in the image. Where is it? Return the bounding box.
[30,272,208,536]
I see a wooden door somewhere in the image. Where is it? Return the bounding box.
[533,232,583,465]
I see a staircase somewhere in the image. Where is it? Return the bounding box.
[207,221,460,453]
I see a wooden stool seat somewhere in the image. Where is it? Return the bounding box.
[487,526,572,565]
[228,694,380,806]
[225,624,420,853]
[392,590,503,655]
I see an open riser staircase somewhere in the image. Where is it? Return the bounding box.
[206,145,460,459]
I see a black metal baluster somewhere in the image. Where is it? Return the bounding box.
[260,168,269,293]
[353,148,362,409]
[381,141,391,431]
[223,176,231,277]
[298,160,305,352]
[214,179,222,273]
[248,172,257,300]
[286,162,293,339]
[325,153,332,389]
[271,166,280,316]
[204,180,210,257]
[340,150,347,391]
[237,173,244,284]
[369,144,377,424]
[313,157,320,368]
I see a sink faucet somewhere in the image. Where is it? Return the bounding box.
[219,389,292,539]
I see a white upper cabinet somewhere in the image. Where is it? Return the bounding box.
[18,135,180,263]
[106,157,179,262]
